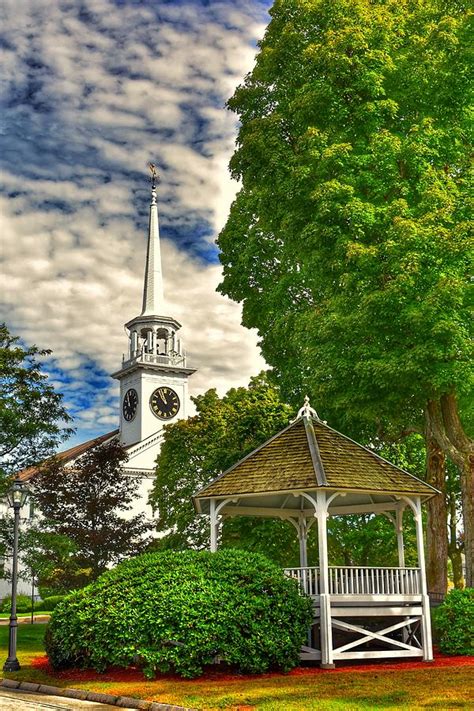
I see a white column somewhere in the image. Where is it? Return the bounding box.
[298,515,308,568]
[395,505,409,642]
[131,330,138,357]
[316,490,334,668]
[146,331,153,353]
[414,497,434,661]
[396,506,405,568]
[209,499,218,553]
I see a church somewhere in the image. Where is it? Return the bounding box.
[20,169,196,519]
[109,167,197,514]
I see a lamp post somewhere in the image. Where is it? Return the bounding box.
[3,477,28,672]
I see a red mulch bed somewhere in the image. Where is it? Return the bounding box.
[31,651,474,684]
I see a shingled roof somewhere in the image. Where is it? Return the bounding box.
[194,416,437,500]
[18,430,119,482]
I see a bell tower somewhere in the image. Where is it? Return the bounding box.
[112,166,196,447]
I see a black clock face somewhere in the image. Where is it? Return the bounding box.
[150,387,180,420]
[123,388,138,422]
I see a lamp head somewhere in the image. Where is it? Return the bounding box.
[7,478,28,509]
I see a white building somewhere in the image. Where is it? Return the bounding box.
[110,169,196,513]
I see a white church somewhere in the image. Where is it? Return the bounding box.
[37,169,194,512]
[110,168,197,511]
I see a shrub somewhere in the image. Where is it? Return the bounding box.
[35,595,66,611]
[45,549,313,678]
[1,594,32,614]
[434,588,474,656]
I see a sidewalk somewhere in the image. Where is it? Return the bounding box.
[0,615,50,625]
[0,687,126,709]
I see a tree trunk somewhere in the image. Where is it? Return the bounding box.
[458,456,473,587]
[425,437,448,594]
[426,395,474,588]
[447,472,464,589]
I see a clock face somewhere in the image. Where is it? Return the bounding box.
[123,388,138,422]
[150,387,180,420]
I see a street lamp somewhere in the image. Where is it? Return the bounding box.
[3,477,28,672]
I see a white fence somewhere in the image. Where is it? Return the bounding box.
[284,566,421,597]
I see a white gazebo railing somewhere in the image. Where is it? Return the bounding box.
[284,566,421,597]
[285,566,320,596]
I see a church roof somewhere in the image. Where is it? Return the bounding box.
[18,430,119,482]
[194,416,437,500]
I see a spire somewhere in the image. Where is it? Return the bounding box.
[141,164,164,316]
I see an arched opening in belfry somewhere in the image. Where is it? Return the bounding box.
[156,327,169,355]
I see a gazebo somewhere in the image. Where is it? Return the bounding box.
[193,399,438,668]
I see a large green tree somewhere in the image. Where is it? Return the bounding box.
[0,324,73,487]
[218,0,473,585]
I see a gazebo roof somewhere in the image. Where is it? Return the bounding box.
[194,416,437,502]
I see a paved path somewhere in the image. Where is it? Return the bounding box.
[0,615,50,625]
[0,688,132,709]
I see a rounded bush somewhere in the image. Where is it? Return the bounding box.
[45,549,313,678]
[434,588,473,656]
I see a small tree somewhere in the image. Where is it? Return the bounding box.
[30,439,152,584]
[0,323,73,490]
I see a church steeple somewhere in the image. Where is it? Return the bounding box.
[112,165,196,447]
[141,164,164,316]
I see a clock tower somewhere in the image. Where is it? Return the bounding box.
[112,167,196,449]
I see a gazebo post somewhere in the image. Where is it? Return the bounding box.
[298,514,308,568]
[396,505,405,568]
[413,497,434,661]
[316,490,334,669]
[209,498,218,552]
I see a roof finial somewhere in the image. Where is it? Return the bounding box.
[297,395,319,420]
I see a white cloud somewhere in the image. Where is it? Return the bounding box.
[0,0,269,441]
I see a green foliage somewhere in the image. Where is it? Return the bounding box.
[217,0,473,586]
[35,595,66,612]
[150,373,296,559]
[1,594,32,614]
[218,0,472,434]
[28,440,152,588]
[45,549,313,679]
[0,323,73,490]
[434,588,474,655]
[20,528,94,595]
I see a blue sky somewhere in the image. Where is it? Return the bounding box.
[1,0,270,446]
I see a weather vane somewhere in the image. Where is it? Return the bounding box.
[148,162,159,189]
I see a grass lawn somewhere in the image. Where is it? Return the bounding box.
[1,625,473,710]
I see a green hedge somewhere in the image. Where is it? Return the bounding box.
[35,595,66,612]
[45,549,313,678]
[434,588,474,656]
[1,594,31,613]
